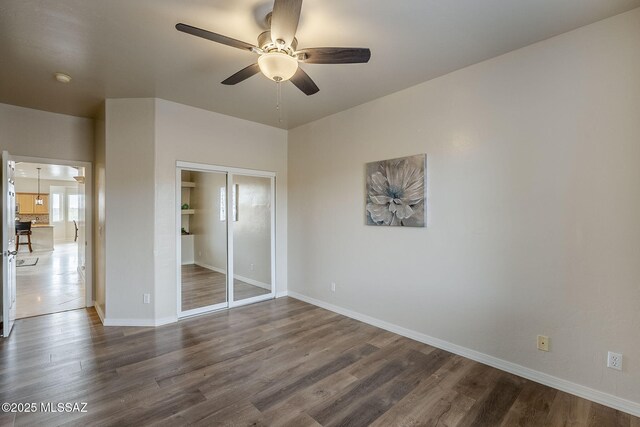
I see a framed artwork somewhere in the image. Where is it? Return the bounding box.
[366,154,426,227]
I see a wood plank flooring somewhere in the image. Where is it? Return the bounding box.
[181,264,269,311]
[0,297,637,426]
[15,241,84,319]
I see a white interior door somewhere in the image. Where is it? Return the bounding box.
[2,151,17,337]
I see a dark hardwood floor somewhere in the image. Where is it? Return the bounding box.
[181,264,269,311]
[0,297,637,426]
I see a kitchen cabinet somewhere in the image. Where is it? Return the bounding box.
[16,193,49,214]
[17,194,34,214]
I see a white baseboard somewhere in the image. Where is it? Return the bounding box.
[276,290,288,298]
[101,316,177,327]
[287,291,640,418]
[95,303,176,327]
[94,302,105,323]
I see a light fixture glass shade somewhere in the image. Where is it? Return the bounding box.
[35,198,44,206]
[258,52,298,82]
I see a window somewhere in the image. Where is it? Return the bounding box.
[52,194,62,222]
[68,194,79,221]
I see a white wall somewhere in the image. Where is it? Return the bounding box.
[0,103,93,162]
[288,8,640,409]
[104,99,156,321]
[154,99,288,320]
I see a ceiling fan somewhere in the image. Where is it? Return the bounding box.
[176,0,371,96]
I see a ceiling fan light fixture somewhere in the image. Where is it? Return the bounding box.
[258,52,298,82]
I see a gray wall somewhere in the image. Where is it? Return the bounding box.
[103,98,156,321]
[0,103,93,162]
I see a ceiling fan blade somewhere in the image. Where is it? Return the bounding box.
[270,0,303,48]
[289,67,319,96]
[221,63,261,85]
[176,23,258,53]
[297,47,371,64]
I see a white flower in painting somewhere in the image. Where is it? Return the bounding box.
[366,159,424,226]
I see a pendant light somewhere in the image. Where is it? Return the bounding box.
[35,167,44,205]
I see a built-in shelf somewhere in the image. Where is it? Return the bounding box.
[181,209,195,215]
[181,181,196,188]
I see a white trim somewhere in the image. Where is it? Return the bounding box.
[228,293,273,308]
[179,301,228,320]
[102,316,177,327]
[270,175,277,297]
[227,173,235,304]
[176,161,276,178]
[94,302,105,324]
[287,291,640,418]
[179,303,227,319]
[276,290,288,298]
[175,167,183,317]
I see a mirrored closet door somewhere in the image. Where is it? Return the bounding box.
[177,163,275,318]
[179,169,229,316]
[230,174,273,305]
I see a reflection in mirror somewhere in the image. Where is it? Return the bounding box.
[232,175,272,302]
[180,170,228,312]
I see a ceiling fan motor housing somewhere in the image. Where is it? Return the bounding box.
[258,31,298,53]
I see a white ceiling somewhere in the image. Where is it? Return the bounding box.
[15,163,79,182]
[0,0,638,129]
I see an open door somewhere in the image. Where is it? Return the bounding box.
[2,151,17,337]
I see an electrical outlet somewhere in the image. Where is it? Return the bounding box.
[607,352,622,371]
[143,293,151,304]
[331,282,336,292]
[537,335,549,352]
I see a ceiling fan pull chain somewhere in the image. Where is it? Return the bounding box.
[276,81,283,124]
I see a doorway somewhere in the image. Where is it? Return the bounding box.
[177,162,275,318]
[12,159,91,319]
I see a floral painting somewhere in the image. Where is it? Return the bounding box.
[366,154,426,227]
